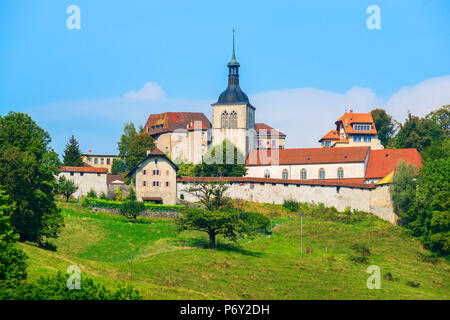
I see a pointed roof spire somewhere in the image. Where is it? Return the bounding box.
[228,25,240,67]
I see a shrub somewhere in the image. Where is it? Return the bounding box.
[114,189,124,201]
[81,198,183,212]
[119,200,146,223]
[406,280,420,288]
[99,192,108,200]
[87,189,97,199]
[0,271,141,300]
[283,199,299,213]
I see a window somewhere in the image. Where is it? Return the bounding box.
[143,181,147,187]
[301,168,307,180]
[319,168,325,179]
[324,141,331,147]
[282,169,289,180]
[151,126,155,131]
[264,170,270,179]
[201,144,205,150]
[70,172,74,176]
[155,159,158,164]
[229,111,237,129]
[80,172,84,176]
[88,158,92,163]
[337,167,344,179]
[166,170,169,176]
[175,146,179,153]
[364,136,371,142]
[221,111,229,128]
[153,181,160,187]
[100,158,104,164]
[107,158,110,165]
[177,135,181,142]
[94,158,98,164]
[272,140,276,147]
[153,170,160,176]
[353,135,361,142]
[166,181,169,187]
[143,170,147,175]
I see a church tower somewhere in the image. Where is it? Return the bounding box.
[211,28,256,158]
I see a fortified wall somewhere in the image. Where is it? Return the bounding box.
[176,177,398,224]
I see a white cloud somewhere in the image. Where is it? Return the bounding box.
[123,82,165,101]
[386,75,450,122]
[250,86,381,148]
[23,76,450,156]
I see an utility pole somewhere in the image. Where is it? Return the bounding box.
[299,214,306,254]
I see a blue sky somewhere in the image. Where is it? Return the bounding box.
[1,0,449,156]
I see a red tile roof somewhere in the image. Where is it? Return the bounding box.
[365,149,422,179]
[107,174,124,185]
[144,112,210,136]
[146,147,165,155]
[246,146,370,166]
[59,166,108,173]
[255,123,286,137]
[319,130,340,141]
[336,112,377,135]
[177,176,374,189]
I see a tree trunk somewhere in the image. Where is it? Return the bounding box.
[65,194,70,202]
[209,232,216,249]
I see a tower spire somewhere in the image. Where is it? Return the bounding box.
[228,25,239,67]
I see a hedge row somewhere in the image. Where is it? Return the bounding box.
[81,197,183,212]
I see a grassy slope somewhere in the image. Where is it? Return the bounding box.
[18,202,450,300]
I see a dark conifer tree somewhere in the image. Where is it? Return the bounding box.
[63,135,83,166]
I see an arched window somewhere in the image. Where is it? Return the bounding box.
[300,168,307,180]
[337,167,344,179]
[221,111,229,129]
[229,111,237,129]
[319,168,325,179]
[264,170,270,179]
[282,169,289,180]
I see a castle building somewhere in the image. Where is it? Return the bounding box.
[255,123,286,150]
[126,147,178,204]
[319,110,383,150]
[81,150,119,173]
[143,112,211,164]
[210,30,256,157]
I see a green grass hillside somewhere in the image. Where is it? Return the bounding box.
[18,202,450,300]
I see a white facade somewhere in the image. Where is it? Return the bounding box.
[58,171,108,198]
[177,181,397,224]
[246,162,367,180]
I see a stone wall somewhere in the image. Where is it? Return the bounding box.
[177,180,398,224]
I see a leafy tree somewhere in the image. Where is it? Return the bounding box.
[184,179,230,211]
[111,158,128,174]
[0,189,28,285]
[176,207,269,249]
[125,133,155,170]
[62,135,83,166]
[393,112,441,154]
[193,140,247,177]
[117,122,137,158]
[56,176,78,202]
[175,160,196,177]
[0,271,142,300]
[0,112,64,244]
[371,108,395,147]
[119,200,146,223]
[389,160,419,222]
[407,157,450,254]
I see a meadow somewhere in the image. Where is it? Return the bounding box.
[18,201,450,300]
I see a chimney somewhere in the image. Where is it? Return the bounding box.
[349,109,353,113]
[89,150,92,155]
